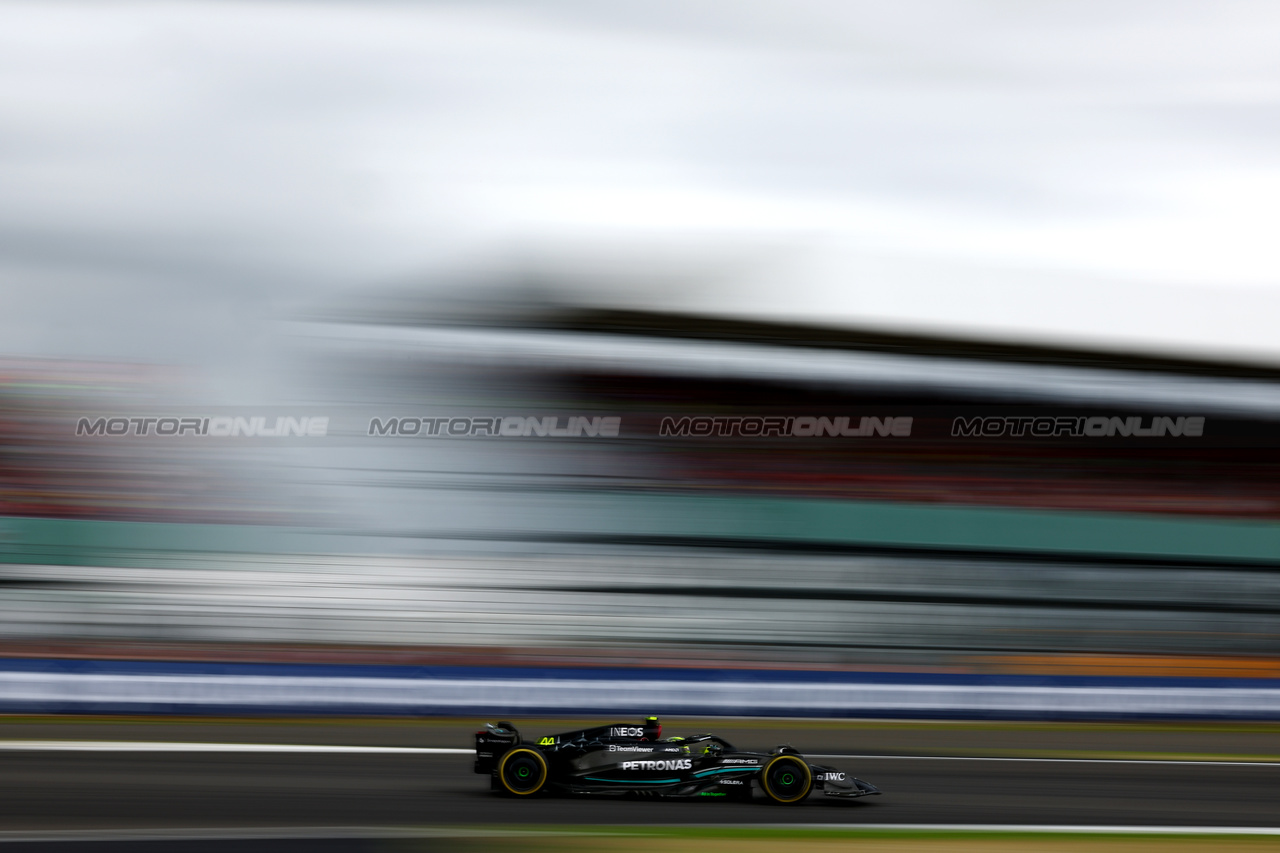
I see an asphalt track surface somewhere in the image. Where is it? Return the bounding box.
[0,720,1277,848]
[3,750,1280,829]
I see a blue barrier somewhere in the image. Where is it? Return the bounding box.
[1,659,1278,719]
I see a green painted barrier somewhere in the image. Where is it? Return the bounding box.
[2,491,1279,566]
[588,493,1280,563]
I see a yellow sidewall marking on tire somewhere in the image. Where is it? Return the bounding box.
[498,748,548,796]
[761,755,812,803]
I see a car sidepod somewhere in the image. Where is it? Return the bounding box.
[565,743,696,793]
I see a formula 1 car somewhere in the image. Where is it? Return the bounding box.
[475,716,880,804]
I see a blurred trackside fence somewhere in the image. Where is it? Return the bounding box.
[1,505,1279,720]
[0,660,1278,719]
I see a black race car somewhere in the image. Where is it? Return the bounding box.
[474,716,880,804]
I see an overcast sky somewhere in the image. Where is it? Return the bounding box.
[4,0,1280,373]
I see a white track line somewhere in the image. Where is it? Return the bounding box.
[0,824,1277,841]
[756,824,1280,834]
[0,827,563,842]
[0,741,470,754]
[810,753,1280,766]
[0,742,1276,766]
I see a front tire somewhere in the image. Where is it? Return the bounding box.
[496,746,549,796]
[759,754,812,804]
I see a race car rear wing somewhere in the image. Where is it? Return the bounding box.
[474,721,520,774]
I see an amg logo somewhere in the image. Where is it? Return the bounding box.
[609,727,645,737]
[722,758,758,764]
[621,759,692,771]
[819,772,846,781]
[659,416,911,438]
[951,415,1205,438]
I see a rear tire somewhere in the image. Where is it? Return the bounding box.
[496,746,549,796]
[759,754,812,804]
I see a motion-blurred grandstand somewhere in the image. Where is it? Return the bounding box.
[2,303,1279,679]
